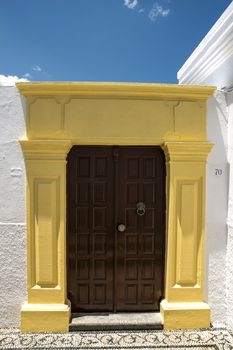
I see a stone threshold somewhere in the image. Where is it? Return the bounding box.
[69,312,163,331]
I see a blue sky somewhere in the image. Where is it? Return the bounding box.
[0,0,232,84]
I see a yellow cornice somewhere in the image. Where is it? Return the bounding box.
[16,82,216,101]
[20,140,72,160]
[162,142,214,162]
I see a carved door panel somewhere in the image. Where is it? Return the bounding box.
[67,147,114,311]
[67,146,165,312]
[116,147,165,311]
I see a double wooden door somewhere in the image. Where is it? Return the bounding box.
[67,146,165,312]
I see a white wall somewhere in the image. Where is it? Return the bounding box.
[226,91,233,328]
[205,92,228,325]
[0,86,27,327]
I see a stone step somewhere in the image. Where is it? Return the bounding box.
[69,312,163,331]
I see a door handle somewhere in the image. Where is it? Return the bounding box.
[117,224,126,232]
[137,202,146,216]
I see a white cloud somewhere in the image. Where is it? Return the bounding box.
[123,0,138,10]
[0,74,29,86]
[32,65,42,72]
[138,8,144,13]
[23,72,32,79]
[148,2,170,21]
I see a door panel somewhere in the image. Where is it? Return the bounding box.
[67,147,114,311]
[67,146,165,312]
[116,147,165,311]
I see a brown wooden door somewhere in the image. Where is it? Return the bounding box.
[67,146,165,312]
[116,147,165,311]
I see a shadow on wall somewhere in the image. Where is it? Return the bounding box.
[20,94,27,128]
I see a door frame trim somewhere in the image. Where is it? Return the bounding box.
[17,82,214,332]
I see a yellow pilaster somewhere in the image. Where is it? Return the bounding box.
[161,142,213,329]
[20,140,72,332]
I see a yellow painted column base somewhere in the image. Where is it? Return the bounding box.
[21,303,71,333]
[160,300,211,330]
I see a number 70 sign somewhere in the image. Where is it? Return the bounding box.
[214,168,223,176]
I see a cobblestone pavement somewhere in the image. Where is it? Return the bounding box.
[0,327,233,349]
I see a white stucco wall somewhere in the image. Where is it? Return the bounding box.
[0,86,27,327]
[226,91,233,329]
[205,92,228,325]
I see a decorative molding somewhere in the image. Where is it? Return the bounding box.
[16,82,215,101]
[178,2,233,85]
[60,97,72,131]
[162,142,214,162]
[33,177,59,288]
[171,101,181,134]
[175,178,202,287]
[19,140,72,160]
[28,97,63,135]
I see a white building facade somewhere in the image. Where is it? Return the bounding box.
[0,87,27,327]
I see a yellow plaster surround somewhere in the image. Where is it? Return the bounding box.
[17,82,215,332]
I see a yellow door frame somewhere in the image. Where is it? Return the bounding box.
[17,82,215,332]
